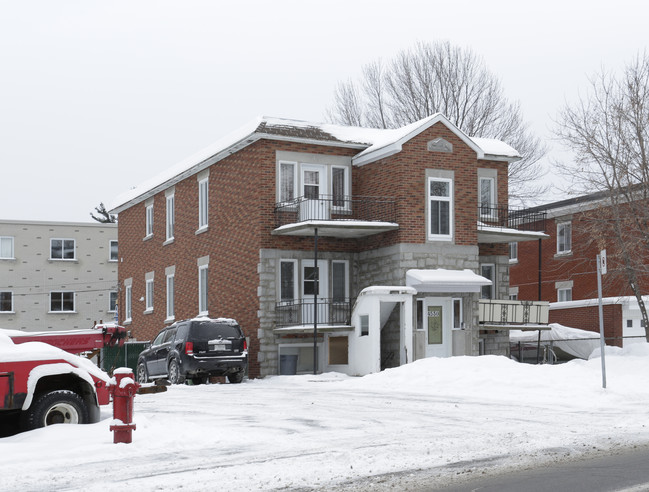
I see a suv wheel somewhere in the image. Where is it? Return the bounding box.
[168,359,185,385]
[227,372,244,384]
[136,362,148,384]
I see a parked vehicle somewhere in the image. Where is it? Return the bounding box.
[0,324,127,432]
[136,317,248,385]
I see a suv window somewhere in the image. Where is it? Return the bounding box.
[152,330,166,346]
[162,328,177,343]
[189,320,241,340]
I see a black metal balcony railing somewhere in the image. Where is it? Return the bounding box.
[275,298,353,328]
[478,205,547,232]
[274,195,397,229]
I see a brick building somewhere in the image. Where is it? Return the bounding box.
[510,191,649,345]
[110,114,545,377]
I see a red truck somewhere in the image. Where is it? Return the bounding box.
[0,324,126,432]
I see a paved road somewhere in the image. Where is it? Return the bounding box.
[326,446,649,492]
[431,445,649,492]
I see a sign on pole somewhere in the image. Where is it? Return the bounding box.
[600,249,607,275]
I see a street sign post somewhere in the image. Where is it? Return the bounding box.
[597,250,607,389]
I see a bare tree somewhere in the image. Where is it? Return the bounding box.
[554,52,649,341]
[326,41,547,202]
[90,202,117,223]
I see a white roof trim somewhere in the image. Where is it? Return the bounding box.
[406,269,492,293]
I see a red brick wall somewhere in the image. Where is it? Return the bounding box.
[549,304,623,347]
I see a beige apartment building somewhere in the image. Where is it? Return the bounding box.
[0,220,118,331]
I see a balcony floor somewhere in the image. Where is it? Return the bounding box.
[272,220,399,238]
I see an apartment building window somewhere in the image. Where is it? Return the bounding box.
[50,239,75,260]
[109,240,118,261]
[198,265,208,315]
[428,177,453,240]
[166,273,175,320]
[509,242,518,263]
[145,276,154,312]
[166,193,175,241]
[109,291,118,312]
[0,292,13,312]
[279,161,297,204]
[50,292,75,312]
[557,221,572,254]
[452,298,463,329]
[145,203,154,237]
[0,236,14,259]
[125,284,132,322]
[479,177,496,217]
[332,260,348,302]
[557,287,572,302]
[332,166,349,209]
[359,314,369,337]
[480,264,495,299]
[279,259,297,302]
[415,299,424,331]
[198,178,209,230]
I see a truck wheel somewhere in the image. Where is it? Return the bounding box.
[137,362,148,384]
[168,359,185,385]
[23,390,89,430]
[227,372,244,384]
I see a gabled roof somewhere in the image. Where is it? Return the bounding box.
[109,115,520,213]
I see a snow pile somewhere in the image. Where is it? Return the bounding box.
[2,348,649,491]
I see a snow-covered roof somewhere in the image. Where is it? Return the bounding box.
[109,115,520,213]
[406,269,492,293]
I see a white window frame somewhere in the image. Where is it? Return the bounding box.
[50,238,76,260]
[415,299,425,331]
[279,161,298,204]
[0,291,13,313]
[166,273,175,321]
[145,278,154,313]
[557,221,572,254]
[198,264,208,315]
[198,178,209,231]
[125,285,132,323]
[166,193,175,242]
[480,264,495,299]
[509,242,518,263]
[331,165,350,211]
[50,291,75,313]
[331,260,349,302]
[108,291,118,312]
[557,287,572,302]
[0,236,14,259]
[452,298,463,330]
[145,203,154,238]
[109,240,118,262]
[427,177,453,241]
[479,177,496,218]
[279,259,298,303]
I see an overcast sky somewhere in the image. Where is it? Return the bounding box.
[1,0,647,223]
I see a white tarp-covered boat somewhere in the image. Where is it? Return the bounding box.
[510,323,601,360]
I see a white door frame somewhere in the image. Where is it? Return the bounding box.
[302,259,329,325]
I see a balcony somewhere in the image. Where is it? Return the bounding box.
[477,205,548,243]
[273,195,398,238]
[275,298,353,331]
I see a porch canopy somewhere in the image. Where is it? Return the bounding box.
[406,269,491,293]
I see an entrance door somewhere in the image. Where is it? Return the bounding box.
[302,259,329,324]
[425,298,452,357]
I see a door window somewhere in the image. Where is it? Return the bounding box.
[427,305,443,344]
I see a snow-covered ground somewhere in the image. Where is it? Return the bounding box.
[3,345,649,492]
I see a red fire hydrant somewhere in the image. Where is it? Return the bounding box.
[109,367,139,444]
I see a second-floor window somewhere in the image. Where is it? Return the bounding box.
[279,161,297,204]
[479,177,495,217]
[198,178,209,230]
[280,259,297,302]
[0,236,14,259]
[50,239,75,260]
[109,240,118,261]
[145,203,154,237]
[557,287,572,302]
[145,277,154,312]
[428,177,453,240]
[50,292,75,312]
[557,221,572,254]
[198,265,208,315]
[166,273,175,320]
[0,292,13,312]
[509,242,518,262]
[480,264,495,299]
[166,194,175,241]
[125,285,132,322]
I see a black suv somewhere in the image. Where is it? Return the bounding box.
[136,317,248,385]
